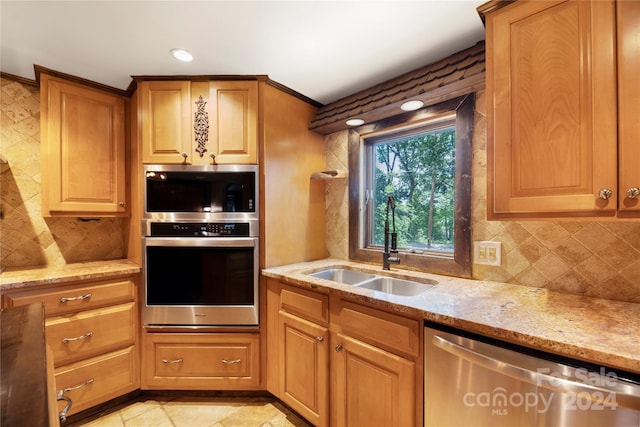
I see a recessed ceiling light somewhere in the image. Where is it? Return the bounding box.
[400,100,424,111]
[170,48,193,63]
[346,118,365,126]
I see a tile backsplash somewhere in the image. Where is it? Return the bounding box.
[2,76,639,304]
[324,91,640,304]
[1,78,124,271]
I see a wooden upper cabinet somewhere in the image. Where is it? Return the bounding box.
[617,0,640,216]
[40,74,126,216]
[484,0,618,218]
[140,80,192,164]
[209,81,258,164]
[139,80,257,165]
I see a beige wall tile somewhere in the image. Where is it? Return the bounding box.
[323,90,640,303]
[0,78,124,271]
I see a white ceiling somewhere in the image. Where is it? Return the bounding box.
[1,1,486,105]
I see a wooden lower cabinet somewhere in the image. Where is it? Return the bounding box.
[46,302,136,366]
[141,332,261,390]
[278,311,329,426]
[2,275,139,419]
[55,346,137,416]
[267,278,422,427]
[331,333,416,427]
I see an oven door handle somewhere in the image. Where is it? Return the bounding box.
[143,237,258,247]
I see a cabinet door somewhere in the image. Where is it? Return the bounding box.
[140,80,192,164]
[617,0,640,216]
[279,311,329,427]
[331,333,416,427]
[40,74,126,215]
[209,81,258,164]
[486,0,617,217]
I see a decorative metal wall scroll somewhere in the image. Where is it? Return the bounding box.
[194,96,209,157]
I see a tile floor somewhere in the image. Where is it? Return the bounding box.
[69,394,312,427]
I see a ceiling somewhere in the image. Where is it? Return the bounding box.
[1,1,486,105]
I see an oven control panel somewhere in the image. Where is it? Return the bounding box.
[150,222,250,237]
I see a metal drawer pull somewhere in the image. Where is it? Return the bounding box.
[60,293,92,303]
[62,331,93,343]
[221,358,241,364]
[56,390,72,422]
[61,378,94,393]
[162,358,183,364]
[56,378,94,421]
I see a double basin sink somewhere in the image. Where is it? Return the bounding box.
[306,268,436,296]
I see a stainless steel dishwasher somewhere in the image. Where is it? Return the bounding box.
[425,323,640,427]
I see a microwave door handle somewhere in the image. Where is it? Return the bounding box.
[432,335,640,409]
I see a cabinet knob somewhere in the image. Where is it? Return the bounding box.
[181,152,188,158]
[316,336,324,343]
[627,187,640,199]
[118,201,125,208]
[598,188,613,200]
[335,343,343,352]
[209,153,216,165]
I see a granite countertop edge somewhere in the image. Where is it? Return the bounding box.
[263,258,640,375]
[0,259,141,291]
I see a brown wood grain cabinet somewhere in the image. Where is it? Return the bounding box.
[617,0,640,216]
[139,80,192,164]
[208,81,258,164]
[2,276,139,417]
[40,73,127,216]
[267,279,330,426]
[483,0,639,218]
[140,332,261,390]
[139,80,257,165]
[266,279,423,427]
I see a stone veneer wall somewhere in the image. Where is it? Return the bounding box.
[1,78,124,271]
[324,91,640,304]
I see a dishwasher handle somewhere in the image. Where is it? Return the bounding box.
[432,334,640,410]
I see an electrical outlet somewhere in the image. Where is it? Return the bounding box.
[474,241,502,266]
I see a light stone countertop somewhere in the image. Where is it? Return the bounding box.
[262,258,640,375]
[0,259,141,291]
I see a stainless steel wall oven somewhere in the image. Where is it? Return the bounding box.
[142,165,259,328]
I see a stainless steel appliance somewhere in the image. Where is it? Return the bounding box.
[142,164,259,328]
[425,323,640,427]
[144,164,258,224]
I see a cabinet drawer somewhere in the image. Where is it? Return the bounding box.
[4,278,135,316]
[55,346,137,417]
[47,303,136,366]
[280,284,328,326]
[142,333,260,390]
[335,300,420,358]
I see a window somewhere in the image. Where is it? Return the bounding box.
[349,95,473,277]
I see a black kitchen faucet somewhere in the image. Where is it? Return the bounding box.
[383,195,400,270]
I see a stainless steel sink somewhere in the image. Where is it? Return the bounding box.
[307,268,377,284]
[306,267,435,296]
[355,276,434,296]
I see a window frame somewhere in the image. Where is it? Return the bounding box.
[348,94,474,277]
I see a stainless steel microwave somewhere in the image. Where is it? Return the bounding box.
[143,164,259,223]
